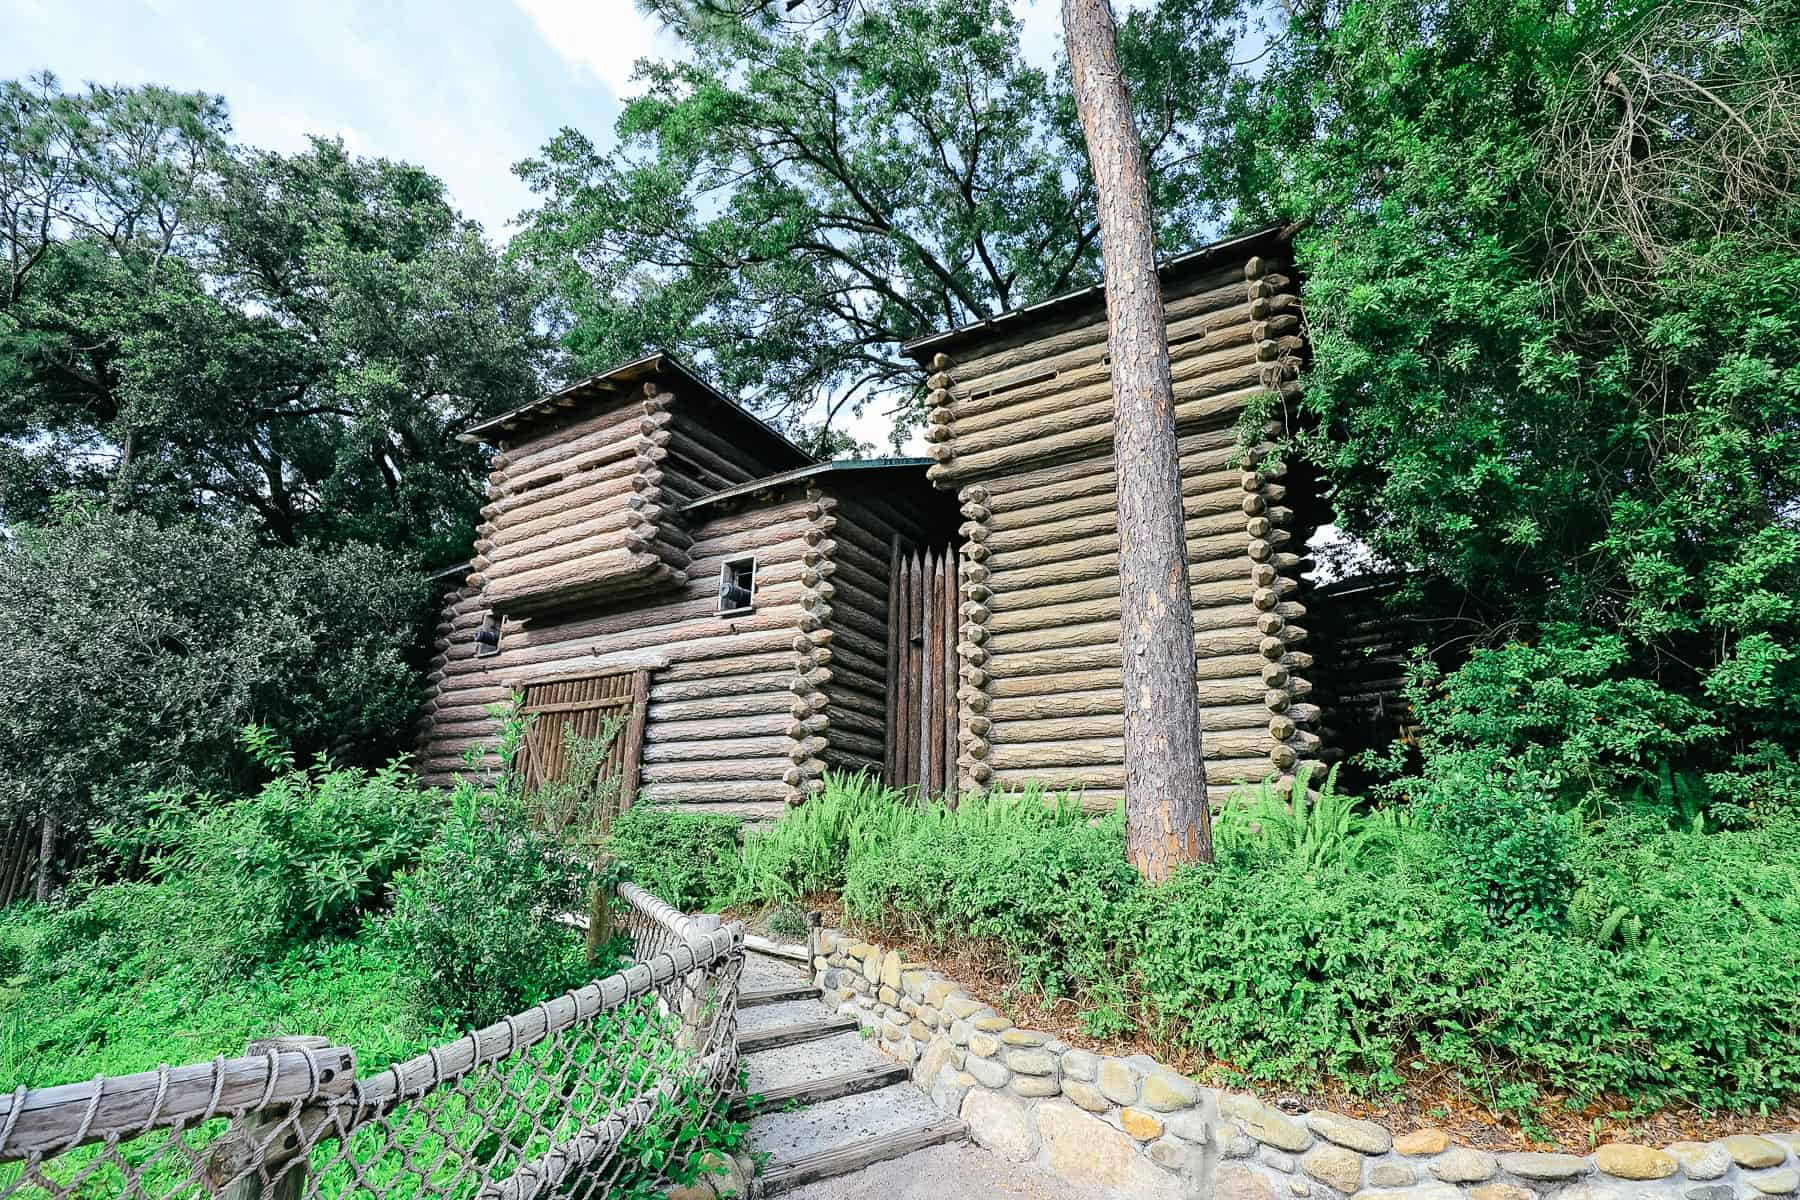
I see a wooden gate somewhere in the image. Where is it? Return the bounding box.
[884,540,959,799]
[516,668,650,827]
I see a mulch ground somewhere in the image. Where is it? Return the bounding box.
[738,897,1799,1154]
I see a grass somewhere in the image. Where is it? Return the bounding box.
[0,917,433,1087]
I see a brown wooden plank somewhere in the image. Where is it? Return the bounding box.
[943,549,958,799]
[884,533,902,787]
[894,546,914,790]
[731,1062,909,1119]
[620,669,650,813]
[737,1014,860,1053]
[758,1117,968,1195]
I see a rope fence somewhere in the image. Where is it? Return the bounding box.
[0,882,744,1199]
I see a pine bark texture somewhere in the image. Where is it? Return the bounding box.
[1063,0,1213,877]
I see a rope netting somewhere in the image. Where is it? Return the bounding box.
[0,884,744,1199]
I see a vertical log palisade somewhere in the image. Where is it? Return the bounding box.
[906,225,1326,809]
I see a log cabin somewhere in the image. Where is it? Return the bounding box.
[905,223,1331,809]
[413,351,960,821]
[417,224,1369,821]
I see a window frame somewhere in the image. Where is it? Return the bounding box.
[474,609,503,658]
[718,554,757,616]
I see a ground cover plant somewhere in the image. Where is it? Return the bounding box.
[0,727,748,1198]
[608,769,1800,1137]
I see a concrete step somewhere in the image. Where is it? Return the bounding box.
[740,998,838,1035]
[749,1083,967,1195]
[742,1031,893,1095]
[743,946,812,992]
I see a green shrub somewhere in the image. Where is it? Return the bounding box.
[383,785,595,1028]
[735,771,913,906]
[1215,765,1400,873]
[606,803,742,911]
[1138,833,1488,1093]
[80,740,437,974]
[1409,763,1575,928]
[1137,811,1800,1114]
[843,792,1136,1022]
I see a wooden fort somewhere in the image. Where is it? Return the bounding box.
[414,352,960,819]
[906,223,1325,808]
[416,225,1348,819]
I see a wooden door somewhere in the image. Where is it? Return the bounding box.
[884,539,959,799]
[516,668,650,830]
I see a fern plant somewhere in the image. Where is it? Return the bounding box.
[1216,764,1387,872]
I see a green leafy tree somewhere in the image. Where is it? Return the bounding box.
[1235,0,1800,803]
[513,0,1249,442]
[0,505,429,870]
[1,72,552,562]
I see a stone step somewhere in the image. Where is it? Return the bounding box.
[739,1013,861,1053]
[750,1083,968,1195]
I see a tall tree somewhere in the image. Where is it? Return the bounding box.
[515,0,1247,444]
[1236,0,1800,808]
[1062,0,1212,876]
[0,74,551,563]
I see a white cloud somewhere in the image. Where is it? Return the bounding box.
[510,0,681,96]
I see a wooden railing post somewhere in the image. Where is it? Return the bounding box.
[586,855,616,967]
[678,915,723,1054]
[220,1035,332,1200]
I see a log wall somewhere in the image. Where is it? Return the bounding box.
[414,375,827,820]
[475,384,690,615]
[414,491,821,820]
[920,251,1321,809]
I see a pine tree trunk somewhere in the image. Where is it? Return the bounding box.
[1063,0,1212,877]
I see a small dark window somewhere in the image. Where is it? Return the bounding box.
[474,610,503,657]
[719,556,756,614]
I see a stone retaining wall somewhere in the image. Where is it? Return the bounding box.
[811,929,1800,1200]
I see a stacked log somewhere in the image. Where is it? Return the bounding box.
[1242,254,1320,781]
[478,387,690,614]
[957,472,995,794]
[415,491,823,820]
[784,484,838,805]
[917,244,1320,811]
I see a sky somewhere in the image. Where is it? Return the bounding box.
[1,0,1073,239]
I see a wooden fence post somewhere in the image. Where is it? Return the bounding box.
[586,856,615,967]
[679,915,723,1054]
[220,1035,332,1200]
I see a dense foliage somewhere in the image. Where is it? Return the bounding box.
[513,0,1245,442]
[0,745,746,1198]
[1,72,551,879]
[606,802,742,912]
[0,73,550,560]
[0,511,428,835]
[385,787,596,1028]
[611,772,1800,1125]
[1235,0,1800,807]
